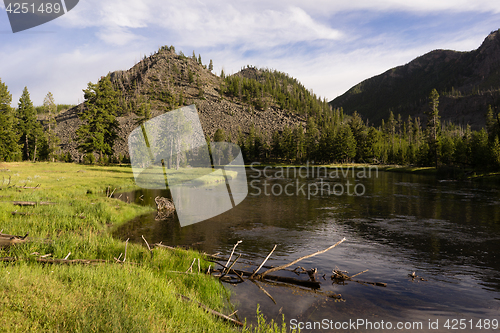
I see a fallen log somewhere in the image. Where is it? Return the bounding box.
[250,276,344,301]
[0,233,29,248]
[11,211,33,216]
[331,269,387,287]
[176,293,243,327]
[35,258,107,265]
[0,256,108,265]
[15,184,40,189]
[8,201,56,207]
[216,268,321,289]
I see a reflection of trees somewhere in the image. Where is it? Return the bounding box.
[156,110,192,170]
[211,142,240,167]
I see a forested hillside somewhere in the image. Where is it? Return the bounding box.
[1,34,500,171]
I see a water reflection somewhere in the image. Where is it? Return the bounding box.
[113,169,500,331]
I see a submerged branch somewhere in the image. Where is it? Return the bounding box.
[257,238,346,279]
[176,293,244,327]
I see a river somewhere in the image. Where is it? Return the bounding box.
[114,167,500,332]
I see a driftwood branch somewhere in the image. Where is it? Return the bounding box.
[186,258,197,273]
[0,257,107,265]
[222,268,321,289]
[176,293,243,327]
[15,184,40,189]
[225,240,242,268]
[6,201,56,207]
[250,279,277,304]
[257,238,346,279]
[153,243,176,250]
[223,253,241,276]
[123,238,129,262]
[142,235,152,252]
[332,268,386,287]
[0,233,29,248]
[250,244,277,279]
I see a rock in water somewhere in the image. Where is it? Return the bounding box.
[155,196,175,211]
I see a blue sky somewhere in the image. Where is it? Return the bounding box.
[0,0,499,107]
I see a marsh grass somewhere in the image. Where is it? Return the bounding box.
[0,162,291,333]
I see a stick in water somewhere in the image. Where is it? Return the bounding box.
[258,238,346,279]
[250,244,277,279]
[225,240,242,268]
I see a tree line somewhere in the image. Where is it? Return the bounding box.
[0,79,63,162]
[1,69,499,171]
[221,89,500,171]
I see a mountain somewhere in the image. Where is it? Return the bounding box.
[54,47,318,161]
[330,29,500,129]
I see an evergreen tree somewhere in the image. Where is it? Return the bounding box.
[470,129,489,168]
[0,79,21,161]
[348,111,371,161]
[425,89,441,167]
[16,87,43,161]
[453,125,471,167]
[76,76,121,161]
[491,136,500,169]
[271,130,283,160]
[333,125,356,163]
[293,124,305,163]
[281,126,294,162]
[213,128,225,142]
[305,117,319,161]
[486,105,499,142]
[43,92,60,162]
[440,134,455,166]
[208,59,213,72]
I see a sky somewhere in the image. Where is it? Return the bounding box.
[0,0,499,108]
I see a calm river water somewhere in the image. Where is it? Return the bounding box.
[114,167,500,332]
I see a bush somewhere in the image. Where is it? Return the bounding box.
[83,153,96,165]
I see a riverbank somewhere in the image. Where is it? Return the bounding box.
[0,162,288,332]
[247,162,500,181]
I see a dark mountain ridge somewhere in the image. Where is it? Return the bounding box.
[330,29,500,129]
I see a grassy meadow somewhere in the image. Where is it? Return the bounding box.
[0,162,289,333]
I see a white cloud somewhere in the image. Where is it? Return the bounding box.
[276,0,500,14]
[1,0,499,107]
[96,26,143,46]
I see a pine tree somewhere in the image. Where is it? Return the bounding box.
[213,128,225,142]
[293,124,305,163]
[486,105,499,143]
[348,111,370,161]
[76,76,121,161]
[0,79,20,161]
[16,87,43,161]
[271,130,283,160]
[470,129,489,168]
[491,136,500,168]
[426,89,441,167]
[43,92,60,162]
[334,125,356,163]
[305,117,319,161]
[208,59,213,72]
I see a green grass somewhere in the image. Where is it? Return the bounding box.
[134,165,238,188]
[0,162,292,333]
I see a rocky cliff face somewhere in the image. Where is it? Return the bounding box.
[54,48,305,161]
[330,29,500,128]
